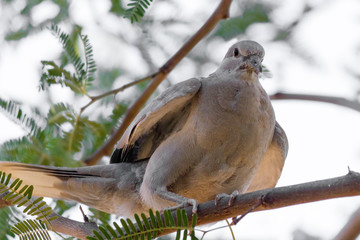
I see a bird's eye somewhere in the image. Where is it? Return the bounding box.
[233,48,239,57]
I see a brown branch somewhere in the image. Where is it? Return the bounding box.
[270,92,360,112]
[0,191,98,239]
[156,171,360,237]
[334,206,360,240]
[46,212,98,239]
[2,171,360,239]
[80,73,157,113]
[83,0,233,165]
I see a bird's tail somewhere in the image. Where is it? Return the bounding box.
[0,161,147,215]
[0,161,79,199]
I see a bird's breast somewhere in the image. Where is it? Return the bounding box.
[170,79,276,200]
[191,80,275,154]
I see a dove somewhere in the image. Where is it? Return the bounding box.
[0,40,288,217]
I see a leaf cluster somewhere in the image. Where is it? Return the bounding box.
[0,171,57,240]
[0,25,128,167]
[3,0,153,43]
[40,25,96,95]
[0,26,129,238]
[125,0,153,23]
[89,209,198,240]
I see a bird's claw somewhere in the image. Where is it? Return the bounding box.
[214,190,239,206]
[162,198,198,214]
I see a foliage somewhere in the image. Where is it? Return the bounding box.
[3,0,153,42]
[0,25,126,238]
[215,3,270,40]
[125,0,154,23]
[0,25,125,165]
[89,208,112,226]
[11,219,51,240]
[88,209,198,240]
[0,1,298,238]
[0,171,57,239]
[40,24,96,95]
[1,169,198,239]
[0,208,16,239]
[4,0,70,41]
[0,98,42,135]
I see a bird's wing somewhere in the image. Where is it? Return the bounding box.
[246,121,288,192]
[111,78,202,163]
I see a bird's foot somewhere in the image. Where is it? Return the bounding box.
[162,198,198,214]
[214,190,239,206]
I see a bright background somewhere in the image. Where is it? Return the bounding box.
[1,0,360,239]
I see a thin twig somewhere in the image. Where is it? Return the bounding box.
[80,72,157,113]
[270,92,360,112]
[231,197,263,225]
[83,0,234,165]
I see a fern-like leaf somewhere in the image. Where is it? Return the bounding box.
[64,116,86,152]
[47,103,75,127]
[0,208,16,239]
[40,60,84,94]
[11,219,51,240]
[80,34,97,86]
[125,0,153,23]
[49,25,85,80]
[0,98,42,134]
[43,25,97,95]
[88,209,198,240]
[0,171,58,225]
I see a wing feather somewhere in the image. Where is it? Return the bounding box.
[111,78,201,163]
[246,121,288,192]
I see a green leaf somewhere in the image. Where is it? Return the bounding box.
[216,4,270,40]
[109,104,127,127]
[114,222,125,237]
[5,29,29,41]
[125,0,153,23]
[120,218,131,235]
[0,98,42,134]
[99,226,111,240]
[47,103,75,126]
[54,200,76,216]
[64,116,86,152]
[88,208,111,226]
[43,25,98,95]
[110,0,126,16]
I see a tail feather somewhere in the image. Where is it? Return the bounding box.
[0,161,148,216]
[0,162,97,199]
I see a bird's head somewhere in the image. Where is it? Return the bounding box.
[218,40,265,77]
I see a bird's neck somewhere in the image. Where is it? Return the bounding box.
[212,69,259,84]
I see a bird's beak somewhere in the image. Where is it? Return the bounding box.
[239,55,262,74]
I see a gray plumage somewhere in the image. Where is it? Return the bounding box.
[0,40,288,217]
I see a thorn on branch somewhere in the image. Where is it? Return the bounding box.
[231,194,265,225]
[80,205,90,223]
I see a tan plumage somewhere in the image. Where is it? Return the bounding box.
[0,40,288,217]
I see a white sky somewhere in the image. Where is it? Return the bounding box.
[1,0,360,239]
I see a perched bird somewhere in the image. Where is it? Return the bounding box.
[0,40,288,217]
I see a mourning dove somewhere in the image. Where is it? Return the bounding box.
[0,40,288,217]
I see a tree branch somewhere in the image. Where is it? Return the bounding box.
[83,0,233,165]
[3,171,359,239]
[156,171,360,237]
[334,206,360,240]
[270,92,360,112]
[48,212,99,239]
[80,73,158,114]
[0,191,98,239]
